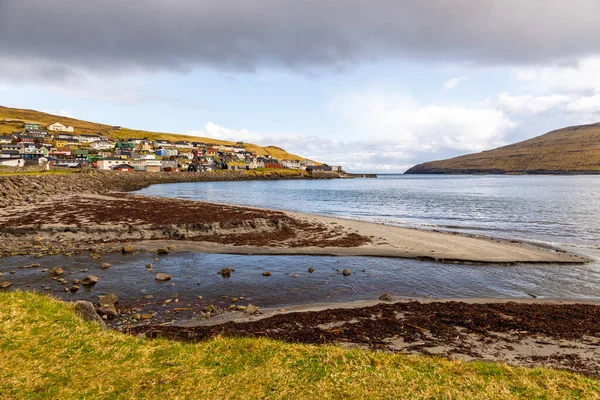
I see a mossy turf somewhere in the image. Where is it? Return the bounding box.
[1,291,599,399]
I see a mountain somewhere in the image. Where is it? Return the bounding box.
[0,105,309,161]
[405,123,600,174]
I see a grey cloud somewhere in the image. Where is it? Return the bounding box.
[2,0,600,80]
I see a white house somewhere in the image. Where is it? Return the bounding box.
[78,134,101,143]
[90,140,116,150]
[47,122,74,133]
[97,157,129,170]
[0,158,25,167]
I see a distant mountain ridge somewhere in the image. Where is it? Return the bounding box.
[0,105,310,162]
[405,123,600,174]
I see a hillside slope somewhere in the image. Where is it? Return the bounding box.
[405,123,600,174]
[0,105,310,161]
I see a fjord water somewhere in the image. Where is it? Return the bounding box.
[137,175,600,248]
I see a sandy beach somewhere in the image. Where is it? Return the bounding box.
[0,192,588,264]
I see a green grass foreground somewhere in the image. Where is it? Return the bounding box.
[1,292,599,399]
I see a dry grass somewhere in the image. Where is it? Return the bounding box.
[407,123,600,173]
[0,105,310,162]
[1,291,599,399]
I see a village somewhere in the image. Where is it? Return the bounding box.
[0,120,342,173]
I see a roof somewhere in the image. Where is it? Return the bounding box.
[112,164,134,169]
[101,156,125,161]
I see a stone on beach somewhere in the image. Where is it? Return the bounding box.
[50,266,64,276]
[101,263,112,269]
[0,281,11,289]
[342,269,351,276]
[70,285,80,292]
[262,271,272,277]
[202,304,215,313]
[155,273,171,281]
[218,268,231,277]
[157,248,169,255]
[73,301,106,329]
[379,293,394,302]
[308,267,315,273]
[121,245,134,254]
[98,293,119,317]
[244,304,259,315]
[81,275,99,285]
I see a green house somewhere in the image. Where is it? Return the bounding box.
[115,142,135,150]
[23,122,41,130]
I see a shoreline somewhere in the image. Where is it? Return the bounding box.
[130,296,600,378]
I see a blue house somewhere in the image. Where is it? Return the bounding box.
[155,149,168,157]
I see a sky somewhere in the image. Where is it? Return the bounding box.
[2,1,600,172]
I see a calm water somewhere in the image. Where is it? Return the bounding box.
[4,175,600,309]
[137,175,600,248]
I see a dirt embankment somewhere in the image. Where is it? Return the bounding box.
[0,170,323,208]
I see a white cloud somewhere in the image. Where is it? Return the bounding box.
[442,76,466,91]
[59,109,74,118]
[186,91,517,172]
[515,57,600,95]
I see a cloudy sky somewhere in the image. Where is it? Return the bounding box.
[2,0,600,172]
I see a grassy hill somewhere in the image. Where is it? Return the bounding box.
[405,123,600,174]
[0,105,310,161]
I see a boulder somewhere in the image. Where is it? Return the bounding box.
[308,267,315,273]
[202,304,215,313]
[98,294,119,317]
[73,301,107,329]
[81,275,99,285]
[157,248,169,255]
[155,273,171,281]
[145,263,153,269]
[218,268,231,277]
[262,271,272,277]
[50,266,64,276]
[70,285,80,292]
[378,293,394,302]
[121,245,134,254]
[101,263,112,269]
[0,281,11,289]
[244,304,259,315]
[342,269,351,276]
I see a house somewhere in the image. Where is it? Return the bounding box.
[154,139,174,148]
[282,159,301,169]
[49,147,72,157]
[205,148,218,157]
[16,135,36,144]
[78,134,101,143]
[47,122,74,132]
[307,164,333,172]
[160,159,178,171]
[155,149,168,157]
[97,157,129,170]
[53,138,81,148]
[112,126,121,130]
[2,143,24,153]
[0,158,25,167]
[232,145,245,153]
[262,158,283,169]
[174,141,193,149]
[74,149,90,162]
[23,122,41,130]
[135,140,153,151]
[112,164,135,172]
[192,142,206,148]
[25,129,49,138]
[115,141,135,153]
[90,140,115,150]
[130,159,162,172]
[227,160,247,170]
[0,136,14,145]
[0,150,21,159]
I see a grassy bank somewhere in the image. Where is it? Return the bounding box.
[0,292,598,399]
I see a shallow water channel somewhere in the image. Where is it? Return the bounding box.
[2,251,600,312]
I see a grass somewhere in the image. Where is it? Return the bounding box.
[0,169,79,176]
[1,292,599,399]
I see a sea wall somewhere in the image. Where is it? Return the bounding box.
[0,170,326,208]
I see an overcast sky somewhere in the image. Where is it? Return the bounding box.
[2,0,600,172]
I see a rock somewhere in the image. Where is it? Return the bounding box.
[230,297,239,303]
[81,268,89,273]
[145,263,153,269]
[99,293,118,306]
[22,263,41,269]
[101,263,112,269]
[72,279,79,284]
[0,272,3,278]
[167,244,176,250]
[98,294,119,317]
[33,237,43,244]
[81,275,99,285]
[157,248,169,255]
[0,281,11,289]
[218,268,231,277]
[70,285,80,292]
[308,267,315,273]
[197,296,203,300]
[50,267,64,276]
[141,313,153,319]
[202,304,215,313]
[144,295,153,299]
[133,314,141,320]
[342,269,351,276]
[379,293,394,302]
[262,271,272,277]
[73,301,107,329]
[293,274,299,278]
[121,245,134,254]
[9,270,16,275]
[236,305,247,311]
[90,252,101,260]
[244,304,259,315]
[155,273,171,281]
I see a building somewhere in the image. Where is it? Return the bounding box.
[78,134,101,143]
[97,157,129,170]
[0,136,14,145]
[112,164,134,172]
[23,122,41,130]
[53,138,81,148]
[47,122,74,133]
[0,158,25,167]
[90,140,115,150]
